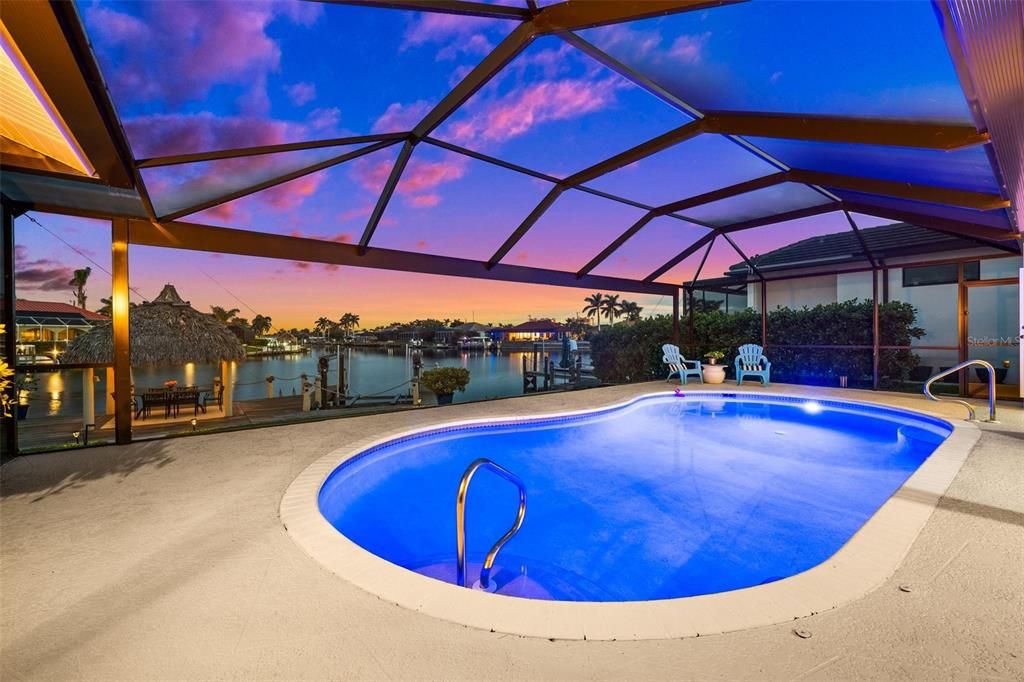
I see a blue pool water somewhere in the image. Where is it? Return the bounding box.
[318,394,951,602]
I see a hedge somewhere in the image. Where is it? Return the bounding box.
[590,300,923,388]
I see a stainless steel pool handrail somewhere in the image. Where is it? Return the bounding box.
[923,360,998,422]
[456,458,527,590]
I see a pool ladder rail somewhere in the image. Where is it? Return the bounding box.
[456,458,527,590]
[923,359,998,423]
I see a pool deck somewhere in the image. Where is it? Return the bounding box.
[2,382,1021,680]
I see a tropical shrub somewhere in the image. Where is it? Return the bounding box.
[590,301,923,388]
[421,367,471,395]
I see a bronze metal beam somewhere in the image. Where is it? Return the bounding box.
[486,186,564,268]
[129,219,676,296]
[644,230,717,282]
[657,172,789,215]
[423,137,561,184]
[840,200,1021,249]
[788,169,1009,211]
[135,133,408,169]
[159,139,400,222]
[112,218,131,445]
[720,231,764,281]
[412,22,536,139]
[3,2,134,187]
[717,203,839,234]
[358,139,414,253]
[309,0,530,19]
[534,0,743,33]
[576,211,657,277]
[561,120,706,187]
[843,210,878,269]
[703,111,989,150]
[689,235,716,287]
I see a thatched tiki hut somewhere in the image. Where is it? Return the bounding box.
[63,284,246,423]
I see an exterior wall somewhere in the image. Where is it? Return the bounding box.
[836,271,874,302]
[747,275,837,312]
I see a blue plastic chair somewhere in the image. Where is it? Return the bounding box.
[662,344,703,385]
[735,344,771,386]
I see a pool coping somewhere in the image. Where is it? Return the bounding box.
[280,390,980,641]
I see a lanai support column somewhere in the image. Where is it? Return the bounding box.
[105,367,115,415]
[672,289,680,347]
[82,369,95,433]
[112,218,132,445]
[760,281,768,348]
[872,269,880,390]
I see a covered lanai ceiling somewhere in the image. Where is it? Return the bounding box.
[1,0,1021,295]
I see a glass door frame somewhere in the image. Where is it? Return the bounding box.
[959,268,1020,398]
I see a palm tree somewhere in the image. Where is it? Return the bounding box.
[582,293,605,327]
[601,294,622,326]
[210,306,240,323]
[314,317,333,337]
[251,314,272,336]
[620,300,644,322]
[97,297,112,317]
[338,312,361,335]
[69,267,91,309]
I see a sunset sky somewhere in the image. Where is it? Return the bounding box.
[13,1,991,328]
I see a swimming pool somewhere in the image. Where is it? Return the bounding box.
[316,393,953,603]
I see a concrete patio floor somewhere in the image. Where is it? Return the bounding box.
[1,382,1021,681]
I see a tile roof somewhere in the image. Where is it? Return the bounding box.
[15,299,108,321]
[724,223,981,276]
[504,319,567,333]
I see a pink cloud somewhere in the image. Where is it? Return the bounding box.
[372,101,431,133]
[398,156,467,194]
[263,175,320,210]
[401,14,499,55]
[285,82,317,106]
[447,77,623,147]
[406,193,441,208]
[667,33,711,64]
[308,107,341,131]
[86,2,322,108]
[124,112,306,158]
[416,240,428,250]
[349,156,395,193]
[436,33,494,61]
[338,204,374,221]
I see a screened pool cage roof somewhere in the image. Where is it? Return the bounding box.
[1,0,1021,296]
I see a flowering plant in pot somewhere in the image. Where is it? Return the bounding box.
[421,367,470,405]
[704,350,725,365]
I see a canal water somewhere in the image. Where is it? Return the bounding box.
[25,348,579,418]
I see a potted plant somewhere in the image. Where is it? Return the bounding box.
[0,325,13,418]
[704,350,725,366]
[14,375,37,420]
[421,367,470,405]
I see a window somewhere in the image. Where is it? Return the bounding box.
[902,262,979,287]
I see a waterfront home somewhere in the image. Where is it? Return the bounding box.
[498,319,570,342]
[13,299,107,362]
